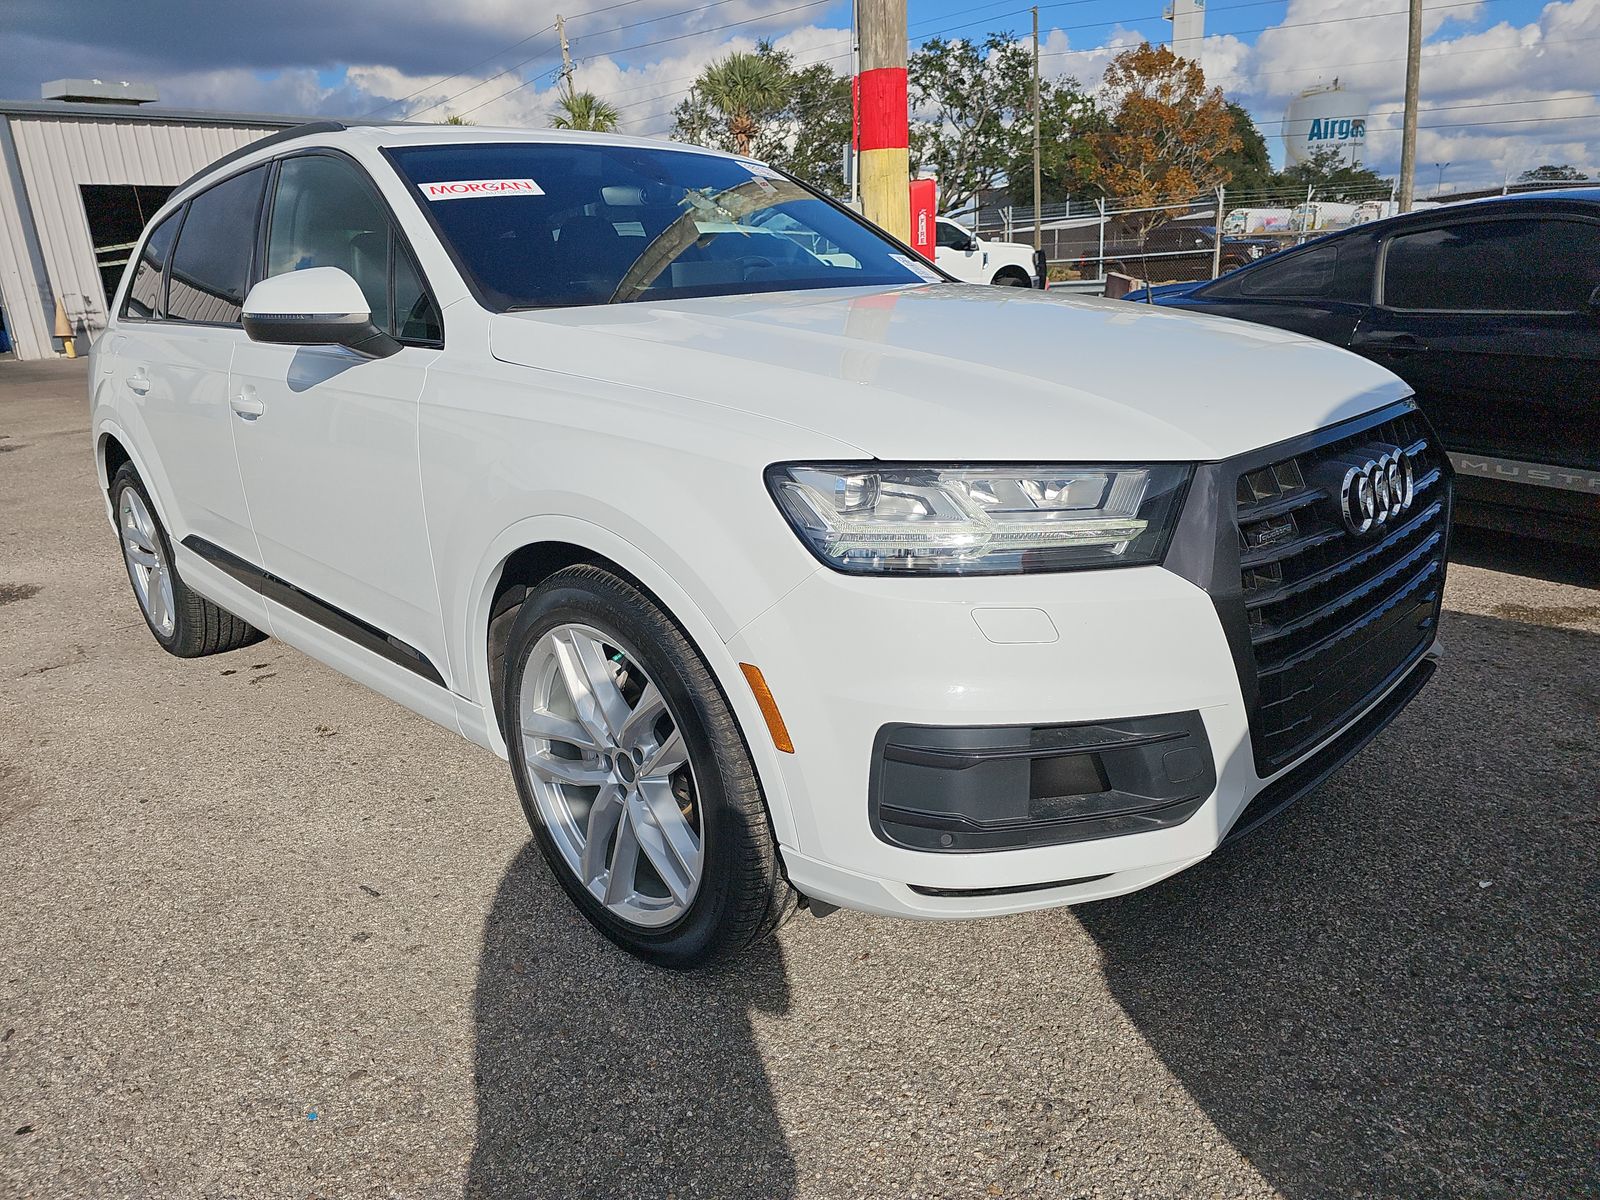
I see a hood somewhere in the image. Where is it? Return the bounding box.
[490,284,1410,462]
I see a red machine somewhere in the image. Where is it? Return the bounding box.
[908,178,937,261]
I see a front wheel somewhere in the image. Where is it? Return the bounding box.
[502,565,795,968]
[991,270,1031,287]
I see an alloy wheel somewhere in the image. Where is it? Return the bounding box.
[119,487,175,638]
[517,623,704,928]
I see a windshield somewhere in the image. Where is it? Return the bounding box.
[387,142,937,310]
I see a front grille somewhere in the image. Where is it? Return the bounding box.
[1232,408,1450,775]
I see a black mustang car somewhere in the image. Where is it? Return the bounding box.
[1127,191,1600,545]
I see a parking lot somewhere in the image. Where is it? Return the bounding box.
[1,358,1596,1199]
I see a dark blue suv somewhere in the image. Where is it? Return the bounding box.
[1127,192,1600,545]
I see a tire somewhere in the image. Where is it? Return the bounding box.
[109,462,264,658]
[991,270,1031,287]
[502,564,795,968]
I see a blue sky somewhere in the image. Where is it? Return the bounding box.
[6,0,1596,189]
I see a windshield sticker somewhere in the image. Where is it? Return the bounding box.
[890,253,941,283]
[419,177,544,201]
[737,160,784,181]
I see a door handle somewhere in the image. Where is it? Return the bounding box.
[126,368,151,394]
[1351,330,1427,355]
[230,385,265,420]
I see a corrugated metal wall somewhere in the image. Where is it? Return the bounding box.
[0,113,284,360]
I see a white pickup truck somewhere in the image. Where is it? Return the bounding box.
[934,217,1044,287]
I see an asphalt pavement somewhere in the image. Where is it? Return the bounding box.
[2,359,1596,1199]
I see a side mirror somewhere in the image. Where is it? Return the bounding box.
[242,267,399,359]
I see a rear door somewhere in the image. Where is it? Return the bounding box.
[118,165,269,562]
[228,151,451,691]
[1354,213,1600,534]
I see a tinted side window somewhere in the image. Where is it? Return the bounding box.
[1238,243,1339,298]
[265,155,441,342]
[166,166,268,324]
[123,206,182,319]
[1382,218,1600,312]
[936,222,967,249]
[267,155,393,333]
[393,248,442,342]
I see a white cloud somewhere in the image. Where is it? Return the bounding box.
[1236,0,1600,184]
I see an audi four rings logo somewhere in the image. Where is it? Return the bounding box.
[1337,446,1415,534]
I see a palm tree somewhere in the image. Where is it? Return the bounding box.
[550,89,620,133]
[695,51,790,155]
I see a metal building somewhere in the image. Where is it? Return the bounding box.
[0,89,297,361]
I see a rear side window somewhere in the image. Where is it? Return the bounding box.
[123,207,182,319]
[266,154,442,343]
[1382,218,1600,313]
[1238,243,1339,298]
[166,166,269,324]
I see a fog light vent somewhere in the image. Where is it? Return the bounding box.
[871,710,1216,852]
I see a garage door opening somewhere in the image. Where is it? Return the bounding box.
[79,184,174,310]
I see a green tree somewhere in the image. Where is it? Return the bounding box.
[672,43,850,194]
[441,114,475,125]
[1004,85,1103,209]
[1518,163,1590,182]
[673,47,791,156]
[1215,103,1274,195]
[550,89,619,133]
[1274,147,1392,201]
[908,33,1036,211]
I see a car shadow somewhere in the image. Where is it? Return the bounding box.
[1077,609,1599,1198]
[1449,524,1600,589]
[465,843,797,1200]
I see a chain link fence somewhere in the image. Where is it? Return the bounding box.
[965,183,1406,292]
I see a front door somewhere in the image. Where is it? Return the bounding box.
[934,220,984,283]
[228,152,450,687]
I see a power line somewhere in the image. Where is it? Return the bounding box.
[567,0,794,47]
[398,0,817,121]
[443,0,838,122]
[1040,0,1499,60]
[359,23,556,118]
[368,0,708,119]
[636,21,1579,137]
[1278,92,1600,128]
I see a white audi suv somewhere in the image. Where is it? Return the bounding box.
[91,124,1450,965]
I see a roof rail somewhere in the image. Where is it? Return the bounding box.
[175,119,348,192]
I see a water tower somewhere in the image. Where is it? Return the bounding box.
[1164,0,1206,63]
[1283,81,1368,166]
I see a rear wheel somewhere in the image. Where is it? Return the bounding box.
[110,463,263,657]
[503,565,794,968]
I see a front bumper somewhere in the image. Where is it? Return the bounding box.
[726,402,1449,919]
[728,562,1270,916]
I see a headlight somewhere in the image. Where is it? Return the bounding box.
[765,463,1191,575]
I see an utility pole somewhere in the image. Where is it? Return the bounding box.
[849,0,860,207]
[858,0,910,241]
[556,13,574,96]
[1032,6,1042,250]
[1397,0,1422,211]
